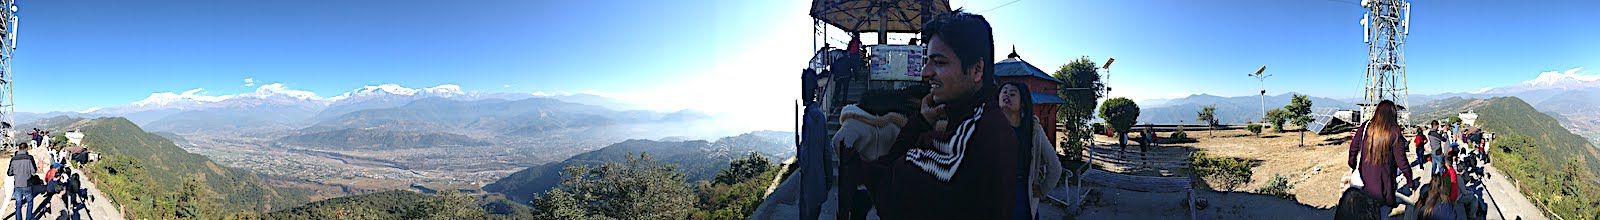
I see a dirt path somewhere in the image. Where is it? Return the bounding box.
[1075,127,1549,219]
[1481,166,1547,220]
[2,146,125,220]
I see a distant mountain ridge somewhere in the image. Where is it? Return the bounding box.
[1139,68,1600,147]
[483,131,793,203]
[16,83,637,135]
[1137,93,1357,124]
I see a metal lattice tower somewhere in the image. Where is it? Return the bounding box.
[1360,0,1410,124]
[0,0,16,148]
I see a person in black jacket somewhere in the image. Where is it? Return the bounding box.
[864,10,1020,219]
[9,142,37,220]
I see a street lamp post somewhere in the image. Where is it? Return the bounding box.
[1102,57,1115,97]
[1250,65,1270,123]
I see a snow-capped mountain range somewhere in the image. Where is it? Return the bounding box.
[90,83,470,115]
[18,83,641,131]
[1478,67,1600,95]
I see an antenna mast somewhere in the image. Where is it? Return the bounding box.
[1361,0,1411,124]
[0,0,16,148]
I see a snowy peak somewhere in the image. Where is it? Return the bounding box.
[1483,67,1600,94]
[1528,67,1600,86]
[131,88,224,108]
[97,83,476,115]
[246,83,323,101]
[422,84,463,95]
[101,83,329,114]
[328,84,465,101]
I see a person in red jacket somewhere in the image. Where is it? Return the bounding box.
[1411,126,1428,169]
[863,10,1019,219]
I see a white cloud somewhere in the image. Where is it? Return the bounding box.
[243,77,255,87]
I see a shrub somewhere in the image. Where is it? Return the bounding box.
[1190,152,1255,191]
[1246,124,1264,136]
[1266,108,1289,133]
[1065,140,1088,162]
[1171,129,1189,141]
[1257,174,1296,200]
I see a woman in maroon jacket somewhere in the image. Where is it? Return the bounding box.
[1339,100,1415,219]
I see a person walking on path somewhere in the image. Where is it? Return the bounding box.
[1339,100,1416,220]
[9,143,37,220]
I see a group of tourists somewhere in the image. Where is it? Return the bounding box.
[1339,102,1491,220]
[8,128,91,220]
[797,10,1064,219]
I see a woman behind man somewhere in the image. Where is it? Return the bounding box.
[1417,172,1458,220]
[999,82,1062,219]
[1338,100,1416,220]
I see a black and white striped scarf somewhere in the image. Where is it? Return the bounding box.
[903,103,985,182]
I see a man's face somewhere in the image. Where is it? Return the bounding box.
[922,37,982,104]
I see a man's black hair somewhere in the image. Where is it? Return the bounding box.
[921,9,996,90]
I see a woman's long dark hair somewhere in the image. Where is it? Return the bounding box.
[1418,172,1453,218]
[1364,100,1400,165]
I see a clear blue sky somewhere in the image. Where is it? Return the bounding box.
[10,0,1600,131]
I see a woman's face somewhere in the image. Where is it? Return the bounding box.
[1000,84,1021,113]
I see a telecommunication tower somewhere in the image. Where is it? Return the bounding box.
[0,0,17,148]
[1360,0,1411,124]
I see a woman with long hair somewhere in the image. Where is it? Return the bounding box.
[1338,100,1416,220]
[1417,172,1458,220]
[999,82,1062,219]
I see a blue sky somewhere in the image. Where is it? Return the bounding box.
[10,0,1600,131]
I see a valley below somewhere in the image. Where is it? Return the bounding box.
[172,128,623,194]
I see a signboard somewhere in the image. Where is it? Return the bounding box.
[868,45,925,81]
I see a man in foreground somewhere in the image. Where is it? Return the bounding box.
[863,10,1019,219]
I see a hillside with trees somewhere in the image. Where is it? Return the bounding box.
[262,190,533,219]
[484,131,792,202]
[60,117,313,218]
[263,151,779,220]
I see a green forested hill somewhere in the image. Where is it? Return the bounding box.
[484,131,792,203]
[1417,97,1600,218]
[63,117,312,218]
[263,190,533,219]
[1471,97,1600,174]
